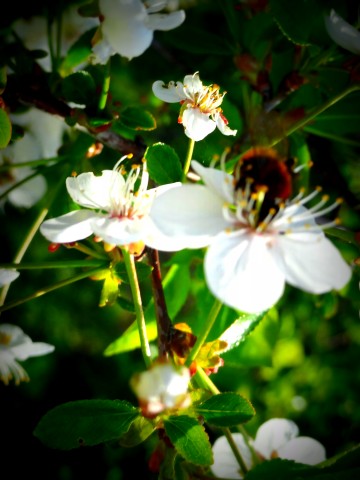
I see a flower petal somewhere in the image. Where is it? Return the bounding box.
[182,107,217,141]
[152,80,186,102]
[90,216,147,246]
[40,210,96,243]
[0,270,20,287]
[150,184,228,249]
[191,160,234,202]
[253,418,299,459]
[145,10,185,31]
[278,436,326,465]
[8,172,47,208]
[66,170,122,210]
[216,114,237,136]
[211,433,252,479]
[205,233,286,313]
[274,234,352,294]
[11,342,55,361]
[325,9,360,55]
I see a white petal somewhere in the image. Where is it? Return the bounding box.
[182,108,217,141]
[145,10,185,31]
[90,216,147,245]
[253,418,299,459]
[277,437,326,465]
[205,233,286,313]
[191,160,234,202]
[12,342,55,361]
[274,234,352,294]
[145,1,168,13]
[91,38,116,65]
[216,114,237,137]
[183,73,204,95]
[0,324,28,345]
[40,210,96,243]
[211,433,252,479]
[99,0,153,59]
[150,184,228,248]
[8,173,47,208]
[66,170,122,210]
[0,270,20,287]
[325,9,360,55]
[152,80,186,102]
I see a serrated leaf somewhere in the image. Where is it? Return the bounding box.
[0,108,12,148]
[33,400,139,450]
[195,392,255,427]
[145,143,183,185]
[118,106,156,131]
[219,311,267,352]
[118,415,155,447]
[163,415,213,466]
[61,71,97,106]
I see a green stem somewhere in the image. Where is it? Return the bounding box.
[67,243,108,260]
[271,84,360,146]
[185,297,222,367]
[0,260,108,269]
[98,59,111,111]
[182,138,195,181]
[0,267,104,313]
[303,126,360,147]
[121,247,152,368]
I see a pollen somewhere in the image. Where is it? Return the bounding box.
[127,153,134,160]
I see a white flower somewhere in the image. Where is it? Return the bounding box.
[0,269,20,287]
[0,109,68,209]
[211,418,326,479]
[40,156,182,251]
[0,324,55,385]
[325,9,360,55]
[149,160,352,313]
[152,72,237,141]
[131,361,191,417]
[93,0,186,61]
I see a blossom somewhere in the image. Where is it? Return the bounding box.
[130,360,191,417]
[0,109,68,209]
[325,9,360,55]
[0,324,55,385]
[152,72,238,141]
[211,418,326,478]
[40,156,183,252]
[92,0,185,61]
[0,269,20,287]
[149,159,352,313]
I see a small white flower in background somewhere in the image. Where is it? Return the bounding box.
[149,160,352,313]
[152,72,237,141]
[40,155,182,252]
[325,9,360,55]
[0,269,20,287]
[211,418,326,479]
[0,324,55,385]
[0,109,68,209]
[92,0,186,62]
[131,360,191,417]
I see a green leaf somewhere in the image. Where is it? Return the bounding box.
[33,399,139,450]
[163,415,213,466]
[104,263,190,355]
[118,415,155,447]
[145,143,183,184]
[60,27,97,75]
[61,71,97,106]
[0,66,7,94]
[117,106,156,131]
[99,272,120,307]
[244,458,317,480]
[219,311,267,352]
[113,261,152,283]
[0,108,12,148]
[195,392,255,427]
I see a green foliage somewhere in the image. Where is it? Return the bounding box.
[195,392,255,427]
[0,108,11,147]
[145,142,183,184]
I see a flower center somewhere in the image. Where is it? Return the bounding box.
[0,332,12,345]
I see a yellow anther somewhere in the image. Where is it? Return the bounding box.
[127,153,134,159]
[334,218,341,225]
[131,164,140,169]
[321,194,329,202]
[336,197,344,204]
[315,186,323,192]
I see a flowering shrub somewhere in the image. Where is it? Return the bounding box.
[0,1,359,479]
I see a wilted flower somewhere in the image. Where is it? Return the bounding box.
[92,0,185,62]
[0,269,20,287]
[325,9,360,55]
[211,418,326,478]
[40,155,182,252]
[150,158,352,313]
[131,360,191,417]
[152,72,237,141]
[0,109,68,209]
[0,324,55,385]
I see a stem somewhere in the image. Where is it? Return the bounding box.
[98,59,111,111]
[146,247,172,358]
[182,138,195,181]
[68,243,108,260]
[271,84,360,146]
[185,298,222,368]
[0,260,108,269]
[121,247,152,368]
[0,267,104,313]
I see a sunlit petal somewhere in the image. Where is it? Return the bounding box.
[152,80,186,102]
[211,433,252,479]
[40,210,96,243]
[191,160,234,202]
[253,418,299,459]
[278,437,326,465]
[145,11,185,31]
[182,108,217,141]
